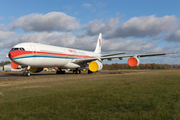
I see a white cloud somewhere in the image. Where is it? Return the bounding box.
[150,45,177,52]
[10,12,81,32]
[0,31,16,41]
[105,15,179,39]
[0,24,16,41]
[102,38,155,52]
[0,49,9,61]
[166,29,180,42]
[1,30,178,64]
[147,46,180,59]
[0,32,97,51]
[0,24,8,31]
[1,32,74,48]
[0,31,156,54]
[83,17,119,36]
[83,3,92,8]
[150,47,164,53]
[74,32,87,38]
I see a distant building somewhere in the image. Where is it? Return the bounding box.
[0,66,3,71]
[3,64,22,72]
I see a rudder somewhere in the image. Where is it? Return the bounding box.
[94,33,102,54]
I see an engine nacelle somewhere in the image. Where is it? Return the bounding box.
[128,57,140,67]
[30,67,44,73]
[11,61,21,69]
[89,61,103,72]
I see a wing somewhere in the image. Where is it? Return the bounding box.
[101,52,175,60]
[72,52,174,64]
[101,52,126,57]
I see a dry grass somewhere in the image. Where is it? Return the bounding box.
[0,70,180,119]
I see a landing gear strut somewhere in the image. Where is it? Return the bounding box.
[56,68,65,74]
[73,68,81,74]
[88,70,93,74]
[23,66,31,76]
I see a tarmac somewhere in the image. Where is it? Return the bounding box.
[0,70,148,80]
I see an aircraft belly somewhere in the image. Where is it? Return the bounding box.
[31,58,70,67]
[15,58,32,66]
[12,59,22,65]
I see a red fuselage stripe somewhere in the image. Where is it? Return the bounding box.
[9,51,95,59]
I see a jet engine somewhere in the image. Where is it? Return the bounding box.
[29,67,44,73]
[128,57,140,67]
[11,61,21,69]
[89,61,103,72]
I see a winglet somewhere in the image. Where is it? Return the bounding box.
[94,33,102,54]
[174,49,178,53]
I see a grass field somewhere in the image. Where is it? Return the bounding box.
[0,70,180,120]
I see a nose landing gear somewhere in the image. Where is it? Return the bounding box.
[23,66,31,76]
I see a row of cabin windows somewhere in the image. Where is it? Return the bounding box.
[11,48,25,51]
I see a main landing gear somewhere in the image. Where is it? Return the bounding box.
[73,68,81,74]
[56,68,65,74]
[73,69,93,74]
[88,70,93,74]
[23,66,31,76]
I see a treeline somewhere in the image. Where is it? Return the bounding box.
[103,63,180,70]
[0,61,11,66]
[1,61,180,70]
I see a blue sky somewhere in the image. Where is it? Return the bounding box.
[0,0,180,64]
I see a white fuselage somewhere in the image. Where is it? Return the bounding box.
[9,42,101,69]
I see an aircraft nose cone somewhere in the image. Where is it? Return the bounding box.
[8,53,11,57]
[8,51,13,59]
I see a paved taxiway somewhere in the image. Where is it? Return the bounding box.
[0,72,66,80]
[0,70,148,80]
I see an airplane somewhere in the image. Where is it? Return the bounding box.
[8,33,175,76]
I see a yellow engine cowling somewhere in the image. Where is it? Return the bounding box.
[128,57,140,67]
[89,61,103,72]
[30,67,44,73]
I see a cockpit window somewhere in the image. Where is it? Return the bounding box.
[11,48,25,51]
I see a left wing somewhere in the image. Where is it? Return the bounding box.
[101,52,126,57]
[101,52,174,60]
[72,52,174,64]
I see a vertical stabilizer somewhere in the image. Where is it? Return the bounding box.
[94,33,102,54]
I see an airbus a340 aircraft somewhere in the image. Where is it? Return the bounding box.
[8,33,174,76]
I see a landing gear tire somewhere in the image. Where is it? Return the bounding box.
[23,72,26,76]
[23,66,31,76]
[73,69,81,74]
[88,70,93,74]
[23,71,30,76]
[27,72,31,76]
[56,69,65,74]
